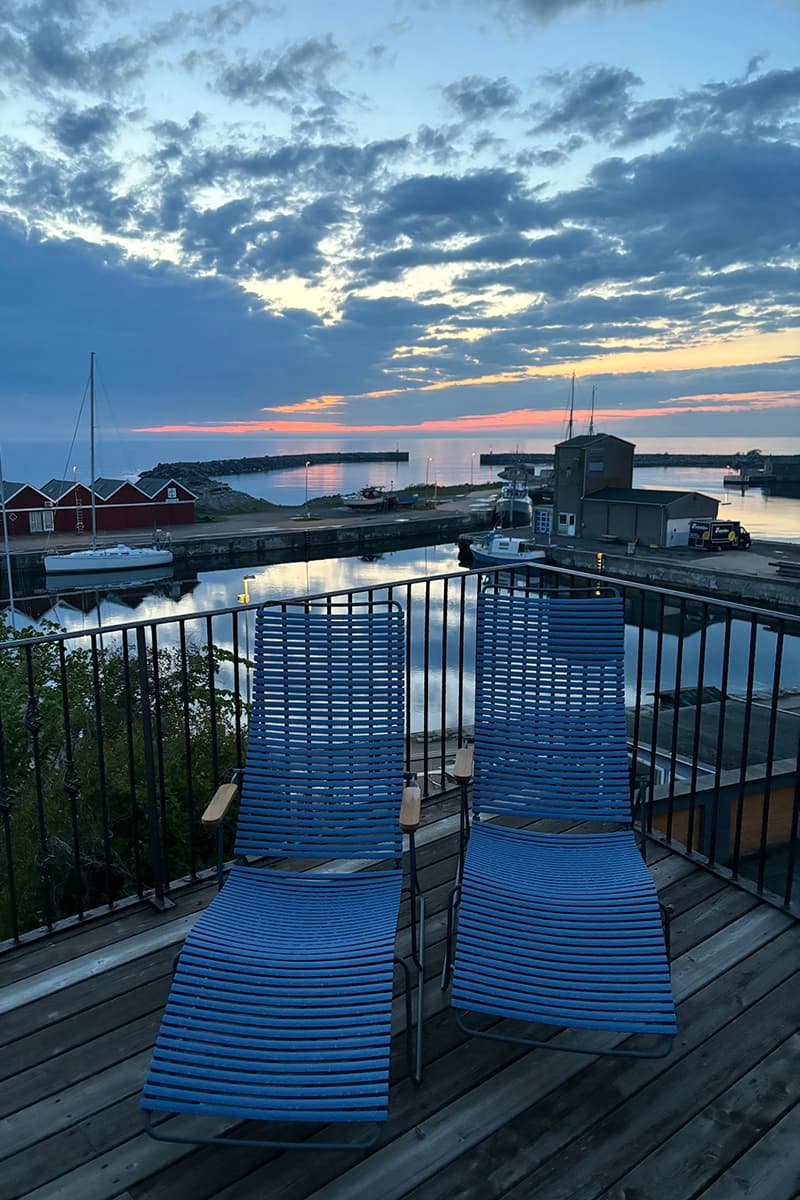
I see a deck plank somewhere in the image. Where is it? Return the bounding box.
[0,812,795,1200]
[405,924,800,1200]
[693,1103,800,1200]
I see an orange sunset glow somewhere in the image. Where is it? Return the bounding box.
[137,389,800,436]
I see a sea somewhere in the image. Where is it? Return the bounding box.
[2,431,800,648]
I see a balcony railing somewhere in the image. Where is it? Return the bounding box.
[1,562,798,947]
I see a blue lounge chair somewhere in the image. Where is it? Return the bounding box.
[443,587,677,1057]
[142,603,424,1148]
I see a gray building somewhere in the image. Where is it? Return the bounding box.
[551,432,718,546]
[583,487,719,546]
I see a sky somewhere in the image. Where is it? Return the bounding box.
[0,0,798,455]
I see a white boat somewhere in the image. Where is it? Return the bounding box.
[341,486,389,510]
[469,531,546,567]
[44,544,173,575]
[493,471,532,528]
[43,353,173,576]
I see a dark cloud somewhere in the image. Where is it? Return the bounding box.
[50,102,120,151]
[487,0,657,22]
[212,34,348,113]
[443,75,521,120]
[360,169,548,248]
[531,65,642,138]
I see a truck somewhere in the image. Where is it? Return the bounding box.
[688,519,751,551]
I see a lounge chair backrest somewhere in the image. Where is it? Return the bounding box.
[472,592,631,822]
[234,606,405,860]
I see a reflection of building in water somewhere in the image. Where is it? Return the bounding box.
[3,571,200,628]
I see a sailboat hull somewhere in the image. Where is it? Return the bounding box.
[44,546,174,574]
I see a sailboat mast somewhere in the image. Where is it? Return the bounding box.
[589,385,596,436]
[567,372,575,440]
[89,351,97,550]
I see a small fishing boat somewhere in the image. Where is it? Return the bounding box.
[43,354,173,575]
[493,470,532,528]
[468,531,546,568]
[341,486,390,510]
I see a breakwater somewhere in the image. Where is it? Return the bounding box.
[481,452,789,469]
[142,450,408,481]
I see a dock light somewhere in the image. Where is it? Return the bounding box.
[426,457,432,486]
[304,460,311,515]
[596,552,605,573]
[470,452,475,486]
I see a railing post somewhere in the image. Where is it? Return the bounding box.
[135,626,174,912]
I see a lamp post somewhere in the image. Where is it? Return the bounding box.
[426,456,432,487]
[304,460,311,517]
[470,452,475,486]
[237,574,256,705]
[489,446,493,477]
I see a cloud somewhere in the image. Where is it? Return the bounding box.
[211,34,348,113]
[486,0,658,23]
[49,102,121,152]
[442,75,521,120]
[530,65,642,138]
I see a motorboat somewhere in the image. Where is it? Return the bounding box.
[468,531,546,567]
[341,486,391,510]
[493,470,532,528]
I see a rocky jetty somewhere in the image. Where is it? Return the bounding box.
[139,451,409,514]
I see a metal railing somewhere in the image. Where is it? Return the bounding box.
[1,562,798,947]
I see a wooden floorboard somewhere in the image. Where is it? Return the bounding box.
[0,810,796,1200]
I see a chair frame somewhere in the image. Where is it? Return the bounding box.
[441,580,676,1060]
[143,600,425,1150]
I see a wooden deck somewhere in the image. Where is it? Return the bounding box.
[0,795,798,1200]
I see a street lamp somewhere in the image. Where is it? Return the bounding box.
[304,460,311,516]
[470,452,475,486]
[426,456,432,486]
[237,574,256,705]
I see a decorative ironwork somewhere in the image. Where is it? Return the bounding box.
[24,694,43,735]
[62,763,81,800]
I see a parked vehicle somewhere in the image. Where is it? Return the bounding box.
[688,519,751,551]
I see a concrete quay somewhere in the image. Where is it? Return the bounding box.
[544,537,800,613]
[5,495,496,581]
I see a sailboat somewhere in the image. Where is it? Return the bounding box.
[43,354,174,575]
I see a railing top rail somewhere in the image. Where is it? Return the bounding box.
[1,560,799,652]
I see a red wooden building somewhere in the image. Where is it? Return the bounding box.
[1,477,196,537]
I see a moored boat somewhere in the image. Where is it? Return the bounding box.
[493,470,532,528]
[43,354,174,575]
[468,531,546,567]
[341,486,393,510]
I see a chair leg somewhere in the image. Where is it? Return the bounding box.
[143,1108,383,1151]
[659,900,673,960]
[440,884,461,991]
[454,1009,676,1059]
[415,893,425,1083]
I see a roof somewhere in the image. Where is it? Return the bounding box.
[585,487,716,506]
[40,478,80,500]
[135,476,196,499]
[0,480,26,502]
[92,478,128,500]
[555,433,634,449]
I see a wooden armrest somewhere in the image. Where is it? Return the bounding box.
[453,745,474,784]
[202,782,239,828]
[400,785,421,834]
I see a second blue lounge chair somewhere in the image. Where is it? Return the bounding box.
[443,587,677,1057]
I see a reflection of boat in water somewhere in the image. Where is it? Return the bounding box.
[342,486,395,510]
[44,563,175,593]
[493,470,532,528]
[43,353,174,575]
[468,531,546,567]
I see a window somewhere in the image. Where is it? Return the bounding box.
[534,509,552,534]
[558,512,577,537]
[29,510,54,532]
[167,486,177,501]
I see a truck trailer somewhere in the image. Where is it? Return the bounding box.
[688,519,751,551]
